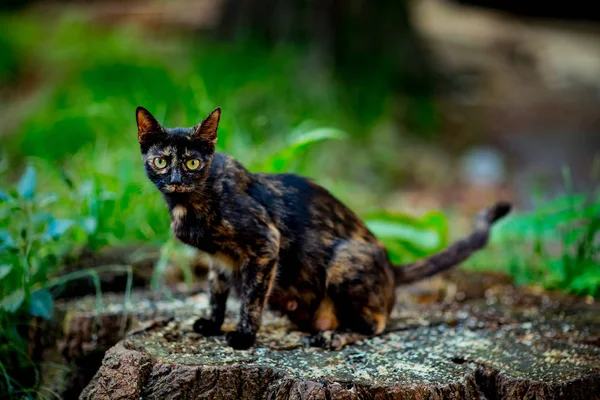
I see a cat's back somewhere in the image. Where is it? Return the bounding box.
[213,153,375,242]
[252,171,375,243]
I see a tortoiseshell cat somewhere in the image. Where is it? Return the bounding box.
[136,106,511,350]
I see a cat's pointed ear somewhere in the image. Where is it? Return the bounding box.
[136,106,163,144]
[193,107,221,145]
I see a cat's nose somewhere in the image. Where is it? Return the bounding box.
[170,170,182,185]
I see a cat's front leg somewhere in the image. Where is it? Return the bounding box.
[226,249,279,350]
[193,267,231,336]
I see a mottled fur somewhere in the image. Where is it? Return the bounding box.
[136,106,512,350]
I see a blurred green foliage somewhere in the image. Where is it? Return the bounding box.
[466,176,600,297]
[0,11,447,253]
[1,12,412,202]
[0,164,137,397]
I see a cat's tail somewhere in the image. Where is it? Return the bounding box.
[393,202,512,285]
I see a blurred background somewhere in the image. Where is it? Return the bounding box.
[0,0,599,396]
[2,0,599,210]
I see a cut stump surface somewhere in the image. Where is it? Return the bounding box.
[80,271,600,399]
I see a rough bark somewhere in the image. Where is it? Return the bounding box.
[36,286,207,399]
[80,271,600,399]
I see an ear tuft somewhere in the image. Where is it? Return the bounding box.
[193,107,221,145]
[136,106,163,144]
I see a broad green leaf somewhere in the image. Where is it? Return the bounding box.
[366,220,442,250]
[0,264,11,280]
[261,127,347,172]
[1,289,25,313]
[385,240,424,264]
[364,210,448,250]
[45,218,75,239]
[289,127,347,147]
[418,211,449,244]
[29,289,54,320]
[17,165,36,200]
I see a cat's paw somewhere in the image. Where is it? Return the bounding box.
[225,330,256,350]
[309,330,344,350]
[192,318,222,336]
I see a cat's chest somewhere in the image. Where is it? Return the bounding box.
[170,204,221,253]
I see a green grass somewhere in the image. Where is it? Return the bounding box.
[464,171,600,297]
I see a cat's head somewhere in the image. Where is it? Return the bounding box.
[135,106,220,195]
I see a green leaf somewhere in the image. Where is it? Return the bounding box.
[33,212,54,225]
[534,193,587,213]
[17,165,36,200]
[384,240,417,264]
[29,289,54,320]
[45,218,75,239]
[0,264,11,280]
[366,209,447,243]
[0,190,9,202]
[419,211,449,244]
[1,289,25,313]
[37,193,59,207]
[80,217,98,234]
[366,220,442,249]
[261,127,347,172]
[289,127,347,148]
[569,272,600,297]
[0,230,16,250]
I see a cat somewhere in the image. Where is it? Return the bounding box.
[136,106,511,350]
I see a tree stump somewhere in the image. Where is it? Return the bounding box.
[80,271,600,399]
[36,286,207,398]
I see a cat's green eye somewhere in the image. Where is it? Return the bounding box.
[186,159,201,170]
[153,157,167,169]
